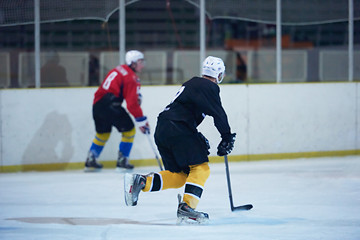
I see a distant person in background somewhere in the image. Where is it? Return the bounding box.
[85,50,150,172]
[89,54,100,86]
[41,51,69,87]
[235,52,247,83]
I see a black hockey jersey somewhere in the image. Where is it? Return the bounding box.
[158,77,231,136]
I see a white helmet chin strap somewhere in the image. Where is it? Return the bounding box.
[217,72,224,84]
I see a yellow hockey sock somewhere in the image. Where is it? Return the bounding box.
[183,162,210,209]
[143,170,187,192]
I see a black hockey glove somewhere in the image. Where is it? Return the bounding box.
[217,133,236,156]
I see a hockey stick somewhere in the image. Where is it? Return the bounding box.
[224,155,253,211]
[146,134,164,171]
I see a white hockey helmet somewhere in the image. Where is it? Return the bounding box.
[125,50,144,65]
[202,56,225,83]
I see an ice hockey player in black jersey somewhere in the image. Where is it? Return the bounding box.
[124,56,236,224]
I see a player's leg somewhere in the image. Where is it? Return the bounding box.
[175,162,210,223]
[182,162,210,209]
[117,127,136,170]
[111,107,136,170]
[124,120,188,206]
[124,144,188,206]
[85,132,111,170]
[174,133,210,223]
[124,170,187,206]
[142,170,187,192]
[85,105,112,171]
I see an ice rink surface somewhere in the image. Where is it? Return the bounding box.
[0,156,359,240]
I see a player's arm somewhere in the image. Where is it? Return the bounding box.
[123,79,150,134]
[195,84,231,135]
[195,84,236,156]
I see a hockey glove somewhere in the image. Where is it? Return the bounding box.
[217,133,236,156]
[198,132,210,155]
[135,116,150,135]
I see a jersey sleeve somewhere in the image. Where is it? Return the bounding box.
[122,74,144,118]
[193,83,231,136]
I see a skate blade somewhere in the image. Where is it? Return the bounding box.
[116,167,133,173]
[84,167,102,173]
[176,216,209,225]
[124,173,135,206]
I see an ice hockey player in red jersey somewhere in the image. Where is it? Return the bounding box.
[85,50,150,172]
[124,56,236,223]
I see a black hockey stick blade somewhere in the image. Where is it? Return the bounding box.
[232,204,253,211]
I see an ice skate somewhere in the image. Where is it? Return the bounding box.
[176,194,209,224]
[116,151,134,171]
[124,173,146,206]
[84,151,103,172]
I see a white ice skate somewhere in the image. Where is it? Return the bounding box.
[176,194,209,224]
[124,173,146,206]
